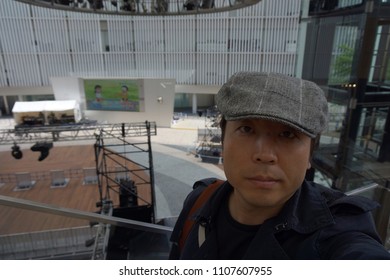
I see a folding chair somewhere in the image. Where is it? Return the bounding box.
[83,167,98,185]
[14,172,36,191]
[50,170,69,188]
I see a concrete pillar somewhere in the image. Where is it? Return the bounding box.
[192,93,198,114]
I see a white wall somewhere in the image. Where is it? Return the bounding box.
[0,86,53,97]
[175,84,221,95]
[50,77,85,110]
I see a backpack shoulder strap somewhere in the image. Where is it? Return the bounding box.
[178,178,224,251]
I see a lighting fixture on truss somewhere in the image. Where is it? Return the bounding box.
[11,143,23,160]
[31,141,54,161]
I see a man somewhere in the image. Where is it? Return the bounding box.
[120,85,129,102]
[169,71,390,259]
[94,84,103,103]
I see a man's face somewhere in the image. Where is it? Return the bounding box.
[222,118,312,222]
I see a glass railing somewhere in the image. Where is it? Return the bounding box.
[1,187,388,260]
[0,226,96,260]
[346,183,390,250]
[0,194,173,260]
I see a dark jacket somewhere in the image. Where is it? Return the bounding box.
[170,180,390,259]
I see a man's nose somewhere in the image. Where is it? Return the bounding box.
[252,135,277,164]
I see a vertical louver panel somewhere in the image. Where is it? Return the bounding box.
[33,18,70,53]
[4,54,41,86]
[108,19,134,53]
[0,0,30,18]
[166,53,196,84]
[72,53,104,77]
[1,18,35,54]
[0,0,301,87]
[0,55,6,87]
[105,53,136,77]
[196,14,229,85]
[39,54,73,85]
[68,19,101,53]
[133,17,165,78]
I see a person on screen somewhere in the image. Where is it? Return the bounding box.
[94,84,103,103]
[169,71,390,259]
[120,85,133,110]
[120,85,129,102]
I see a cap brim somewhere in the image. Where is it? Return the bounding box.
[224,114,317,138]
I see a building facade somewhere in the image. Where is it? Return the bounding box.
[0,0,302,115]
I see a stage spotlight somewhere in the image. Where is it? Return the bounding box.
[30,142,53,161]
[11,143,23,159]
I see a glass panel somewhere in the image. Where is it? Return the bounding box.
[6,96,19,115]
[0,96,6,116]
[24,95,55,102]
[355,107,387,158]
[328,25,358,85]
[369,24,390,86]
[386,55,390,83]
[346,184,390,250]
[309,0,364,14]
[0,197,172,260]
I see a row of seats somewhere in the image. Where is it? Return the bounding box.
[12,168,99,191]
[10,166,131,191]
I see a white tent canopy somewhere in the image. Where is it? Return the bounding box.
[12,100,81,125]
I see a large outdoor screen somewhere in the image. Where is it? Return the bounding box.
[84,79,144,112]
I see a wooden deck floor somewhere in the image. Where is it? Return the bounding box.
[0,144,151,235]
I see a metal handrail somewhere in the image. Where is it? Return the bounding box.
[346,183,390,246]
[346,183,379,196]
[0,195,172,235]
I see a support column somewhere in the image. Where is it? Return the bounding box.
[192,93,198,114]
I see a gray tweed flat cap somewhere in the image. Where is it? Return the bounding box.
[216,72,328,138]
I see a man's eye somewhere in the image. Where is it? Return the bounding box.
[238,126,253,134]
[280,130,296,139]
